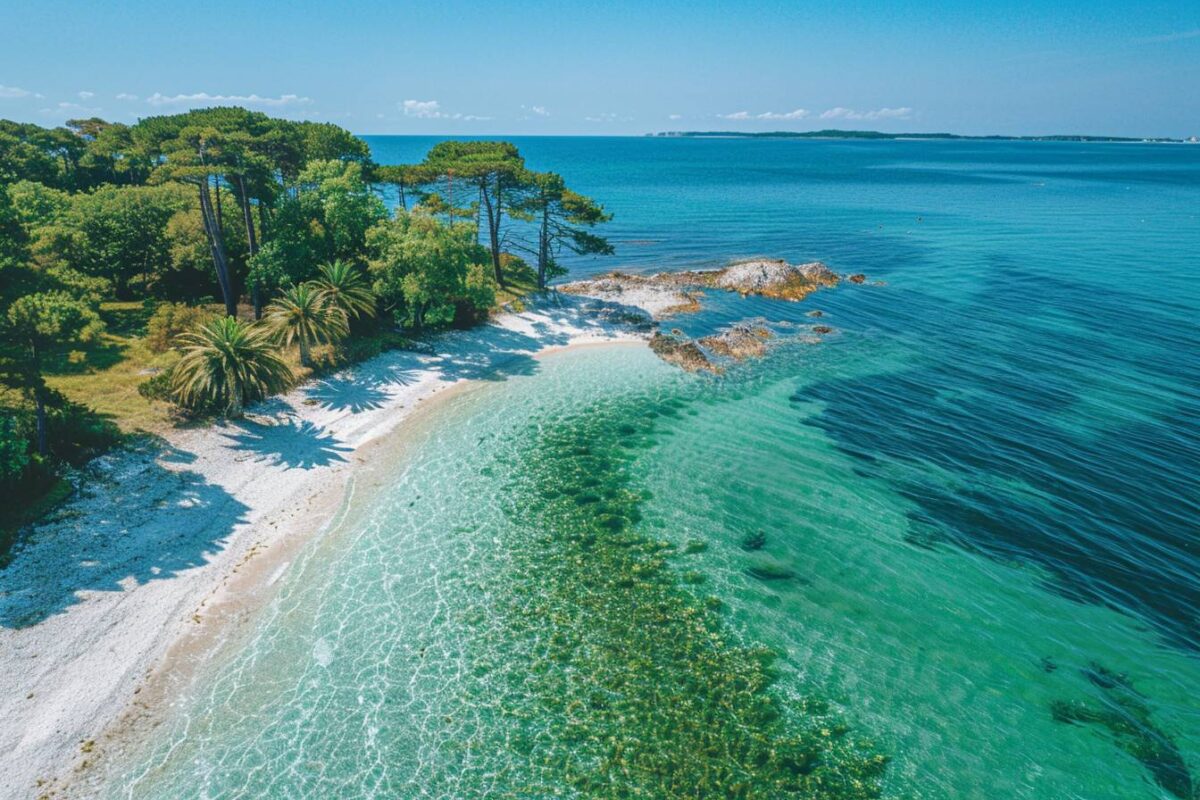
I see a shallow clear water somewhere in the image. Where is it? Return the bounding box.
[103,139,1199,798]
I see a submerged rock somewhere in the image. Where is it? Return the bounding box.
[848,273,867,284]
[746,558,799,582]
[741,529,768,551]
[806,310,825,318]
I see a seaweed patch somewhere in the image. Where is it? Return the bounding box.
[462,392,888,798]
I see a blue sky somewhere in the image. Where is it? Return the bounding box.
[1,0,1197,136]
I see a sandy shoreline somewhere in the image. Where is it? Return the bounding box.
[0,295,647,800]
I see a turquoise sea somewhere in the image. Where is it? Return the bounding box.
[102,138,1199,798]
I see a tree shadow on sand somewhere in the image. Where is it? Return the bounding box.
[221,419,352,470]
[305,378,391,413]
[0,441,250,628]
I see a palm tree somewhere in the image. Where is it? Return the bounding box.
[311,259,377,320]
[265,283,348,367]
[171,317,292,417]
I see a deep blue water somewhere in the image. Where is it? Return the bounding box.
[365,135,1200,653]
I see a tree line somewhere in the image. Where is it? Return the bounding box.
[0,108,612,524]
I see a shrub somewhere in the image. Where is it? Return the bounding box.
[0,418,30,482]
[137,368,174,402]
[171,317,293,416]
[44,399,122,466]
[145,302,218,353]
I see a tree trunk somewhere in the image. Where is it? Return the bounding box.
[235,176,262,319]
[34,391,47,456]
[228,390,243,419]
[538,204,550,291]
[480,179,504,286]
[198,181,237,317]
[214,175,223,229]
[235,175,258,256]
[397,181,407,211]
[299,336,310,368]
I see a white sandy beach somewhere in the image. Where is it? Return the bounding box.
[0,295,648,800]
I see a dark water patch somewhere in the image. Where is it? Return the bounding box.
[794,250,1200,651]
[463,393,888,798]
[1051,663,1195,799]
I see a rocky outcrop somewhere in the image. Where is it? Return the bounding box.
[709,259,840,300]
[648,332,718,373]
[560,258,853,316]
[559,273,700,318]
[698,325,773,360]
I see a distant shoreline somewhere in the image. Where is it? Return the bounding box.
[644,129,1193,144]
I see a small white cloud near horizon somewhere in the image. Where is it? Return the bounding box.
[668,113,682,120]
[0,84,38,99]
[758,109,809,120]
[116,92,138,101]
[1136,28,1200,44]
[78,90,95,100]
[402,99,490,121]
[820,106,913,121]
[145,92,312,108]
[40,101,103,117]
[584,112,631,123]
[518,104,550,120]
[720,108,810,121]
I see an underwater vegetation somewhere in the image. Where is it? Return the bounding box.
[1051,662,1194,799]
[456,392,888,799]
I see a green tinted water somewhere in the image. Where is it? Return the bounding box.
[100,343,1199,799]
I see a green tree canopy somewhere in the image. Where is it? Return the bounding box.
[512,171,614,289]
[368,210,495,330]
[419,140,528,286]
[3,291,104,453]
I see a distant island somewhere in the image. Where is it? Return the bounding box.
[646,129,1193,143]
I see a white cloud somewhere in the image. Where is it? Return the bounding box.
[720,108,809,121]
[757,108,809,120]
[518,104,550,120]
[668,113,682,120]
[39,101,103,117]
[116,92,139,101]
[1136,28,1200,44]
[0,84,36,99]
[78,90,95,99]
[401,99,489,120]
[145,92,312,108]
[820,106,913,121]
[584,112,631,123]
